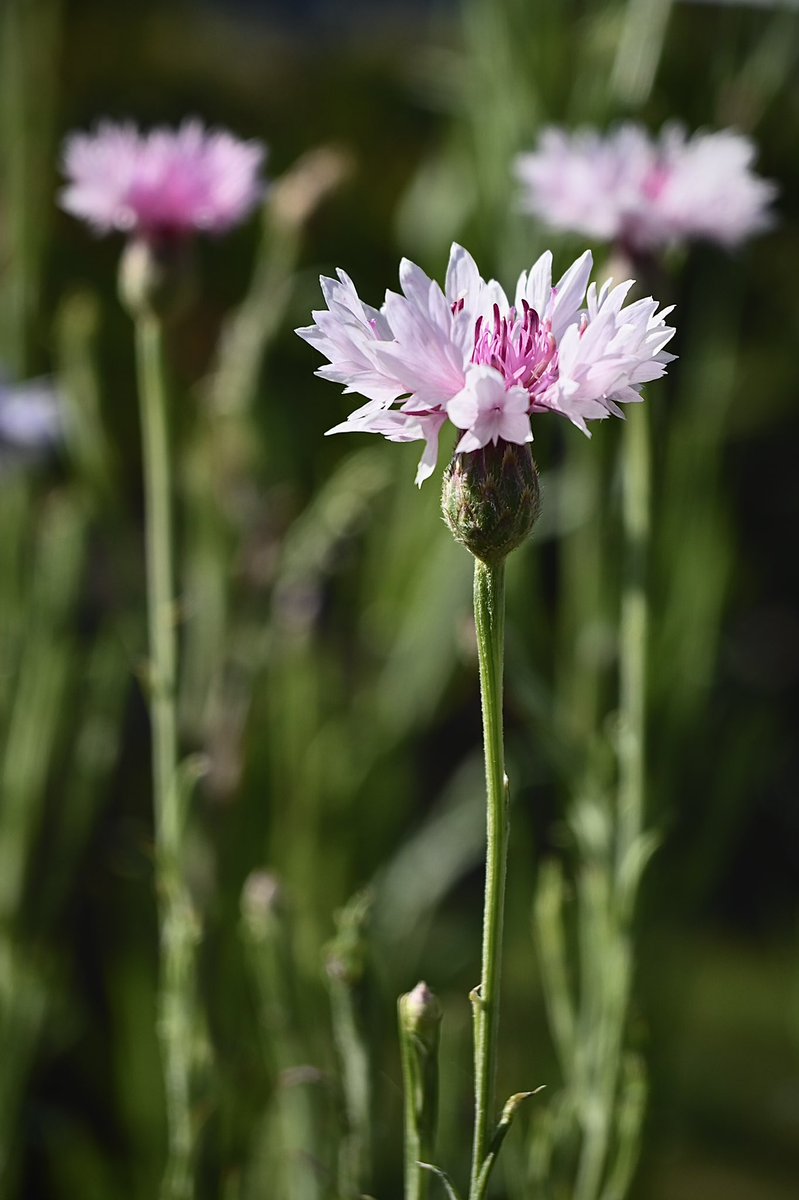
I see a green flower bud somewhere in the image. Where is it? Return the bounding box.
[441,440,541,564]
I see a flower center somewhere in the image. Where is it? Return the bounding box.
[470,302,558,399]
[642,163,670,200]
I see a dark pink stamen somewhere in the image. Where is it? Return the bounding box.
[470,303,559,399]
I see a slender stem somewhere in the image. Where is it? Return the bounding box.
[557,439,605,748]
[324,890,372,1198]
[241,874,323,1200]
[469,558,508,1198]
[564,405,651,1200]
[399,984,441,1200]
[399,1004,425,1200]
[137,316,178,850]
[617,402,650,904]
[329,975,371,1196]
[135,314,195,1200]
[400,1013,420,1200]
[574,402,651,1200]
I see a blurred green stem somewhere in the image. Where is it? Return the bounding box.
[137,315,180,865]
[574,403,651,1200]
[612,0,674,108]
[617,403,650,897]
[330,979,371,1196]
[241,874,323,1200]
[469,559,507,1199]
[0,493,84,1191]
[557,440,605,744]
[135,315,196,1200]
[325,891,372,1197]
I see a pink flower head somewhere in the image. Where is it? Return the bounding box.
[60,119,266,239]
[297,244,676,486]
[515,123,776,253]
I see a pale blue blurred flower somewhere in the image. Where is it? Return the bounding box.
[0,375,64,470]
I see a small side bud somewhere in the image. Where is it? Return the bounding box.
[399,981,442,1053]
[118,235,195,320]
[240,869,283,940]
[441,440,541,564]
[323,888,372,987]
[398,981,442,1194]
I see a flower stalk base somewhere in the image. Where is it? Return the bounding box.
[135,314,198,1200]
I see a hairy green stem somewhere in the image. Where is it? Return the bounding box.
[399,984,441,1200]
[399,1014,426,1200]
[469,559,508,1198]
[399,1018,424,1200]
[135,315,195,1200]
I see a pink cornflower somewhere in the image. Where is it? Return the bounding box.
[297,244,675,485]
[515,124,776,253]
[60,119,266,239]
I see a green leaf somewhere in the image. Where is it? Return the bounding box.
[417,1161,463,1200]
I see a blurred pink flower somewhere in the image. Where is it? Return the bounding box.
[60,119,266,238]
[297,244,675,485]
[515,124,776,253]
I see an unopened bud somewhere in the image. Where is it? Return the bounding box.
[441,440,541,564]
[399,981,442,1052]
[324,888,371,987]
[118,234,195,320]
[240,869,283,939]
